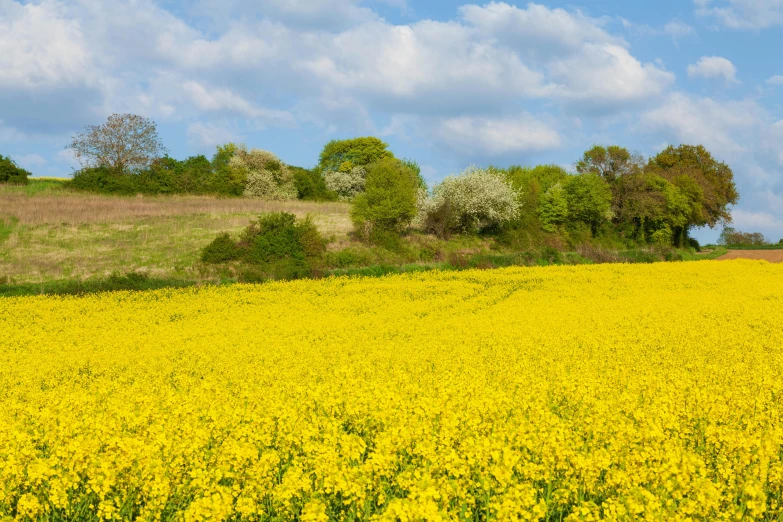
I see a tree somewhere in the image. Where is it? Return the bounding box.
[318,137,393,173]
[718,227,767,246]
[646,145,739,245]
[351,158,418,242]
[418,167,520,237]
[576,145,643,183]
[563,173,613,236]
[68,114,167,172]
[538,183,568,232]
[229,146,297,200]
[0,155,31,185]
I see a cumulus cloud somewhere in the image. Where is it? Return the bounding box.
[695,0,783,29]
[434,114,561,156]
[767,75,783,86]
[186,122,241,149]
[182,82,295,124]
[0,0,91,89]
[687,56,739,83]
[641,93,762,153]
[731,209,783,239]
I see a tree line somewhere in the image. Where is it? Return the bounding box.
[5,113,776,248]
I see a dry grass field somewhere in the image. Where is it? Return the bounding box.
[0,182,351,283]
[718,249,783,262]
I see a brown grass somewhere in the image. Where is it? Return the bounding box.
[0,187,353,283]
[0,190,350,226]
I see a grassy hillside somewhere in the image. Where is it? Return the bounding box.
[0,180,351,284]
[1,179,729,296]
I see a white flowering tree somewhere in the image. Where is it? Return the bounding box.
[417,166,520,237]
[324,166,367,200]
[227,146,297,200]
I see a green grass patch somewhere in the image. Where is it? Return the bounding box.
[0,216,18,244]
[0,271,198,298]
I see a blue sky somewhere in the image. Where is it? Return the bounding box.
[2,0,783,242]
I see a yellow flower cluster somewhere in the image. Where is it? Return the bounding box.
[2,260,783,521]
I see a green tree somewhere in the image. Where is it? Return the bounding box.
[646,145,739,246]
[538,183,569,232]
[576,145,643,183]
[401,158,427,189]
[563,173,613,236]
[351,158,418,243]
[291,166,337,201]
[0,155,31,185]
[318,137,393,173]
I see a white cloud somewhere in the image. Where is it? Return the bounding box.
[548,43,674,108]
[687,56,739,83]
[186,122,240,149]
[182,82,295,125]
[299,19,549,110]
[664,20,695,38]
[0,0,92,89]
[434,114,561,156]
[459,2,621,58]
[641,93,762,153]
[193,0,380,31]
[695,0,783,29]
[731,209,783,236]
[16,153,47,170]
[767,75,783,86]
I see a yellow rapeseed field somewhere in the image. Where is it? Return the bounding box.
[2,260,783,521]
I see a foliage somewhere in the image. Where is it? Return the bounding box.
[228,146,297,200]
[69,144,258,196]
[563,172,613,235]
[0,155,31,185]
[291,166,337,201]
[202,212,326,266]
[3,262,783,520]
[718,227,768,246]
[317,136,393,173]
[400,158,427,189]
[68,113,167,172]
[646,144,739,245]
[575,145,643,182]
[201,233,243,264]
[537,182,568,232]
[418,166,520,237]
[351,158,418,242]
[324,167,367,200]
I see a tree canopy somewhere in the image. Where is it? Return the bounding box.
[68,114,167,173]
[318,137,393,173]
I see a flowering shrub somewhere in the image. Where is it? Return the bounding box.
[2,261,783,520]
[228,146,296,200]
[323,166,366,200]
[418,166,520,236]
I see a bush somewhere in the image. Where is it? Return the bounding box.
[291,166,337,201]
[351,159,418,242]
[202,212,327,267]
[417,166,520,237]
[201,233,242,264]
[231,147,296,200]
[0,155,31,185]
[324,167,366,200]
